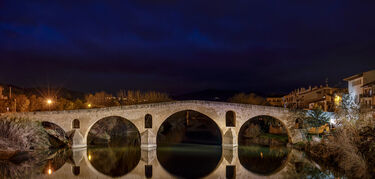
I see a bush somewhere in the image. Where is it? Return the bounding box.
[0,117,50,151]
[306,94,374,178]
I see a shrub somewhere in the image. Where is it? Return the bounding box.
[0,117,50,151]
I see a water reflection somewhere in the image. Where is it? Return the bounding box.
[42,149,72,175]
[238,144,290,175]
[157,144,222,178]
[0,148,71,179]
[87,146,141,177]
[1,145,347,178]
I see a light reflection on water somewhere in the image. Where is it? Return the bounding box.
[0,144,343,178]
[238,145,291,176]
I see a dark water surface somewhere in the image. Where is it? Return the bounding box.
[157,144,222,178]
[0,144,343,178]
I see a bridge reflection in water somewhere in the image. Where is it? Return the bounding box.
[39,145,317,179]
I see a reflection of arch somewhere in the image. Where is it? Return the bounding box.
[87,147,141,178]
[238,115,291,144]
[157,110,222,145]
[226,165,236,179]
[226,111,236,127]
[86,116,141,146]
[156,110,223,178]
[145,114,152,129]
[73,119,80,129]
[145,165,152,178]
[42,149,71,175]
[72,166,80,176]
[238,145,291,176]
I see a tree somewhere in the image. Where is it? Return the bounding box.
[116,90,171,105]
[85,91,113,107]
[29,95,44,111]
[74,99,84,109]
[56,98,74,111]
[229,93,267,105]
[15,94,30,112]
[305,107,330,128]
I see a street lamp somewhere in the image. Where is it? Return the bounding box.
[87,103,92,108]
[46,99,53,111]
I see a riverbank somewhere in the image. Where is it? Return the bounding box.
[0,117,68,162]
[296,125,375,178]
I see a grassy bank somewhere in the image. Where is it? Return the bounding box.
[0,117,51,152]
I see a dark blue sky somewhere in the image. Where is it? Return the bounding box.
[1,0,375,95]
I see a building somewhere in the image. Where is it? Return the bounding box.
[266,97,283,107]
[343,69,375,108]
[282,85,345,112]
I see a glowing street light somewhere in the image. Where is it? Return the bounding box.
[48,168,52,175]
[87,103,92,108]
[88,154,92,161]
[46,99,53,111]
[334,95,342,107]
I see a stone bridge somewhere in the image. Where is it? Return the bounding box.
[4,100,305,149]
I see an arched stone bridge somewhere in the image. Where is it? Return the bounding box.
[4,100,305,148]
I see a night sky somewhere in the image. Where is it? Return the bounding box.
[1,1,375,95]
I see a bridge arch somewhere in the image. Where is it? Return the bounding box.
[41,121,68,149]
[86,115,141,146]
[41,121,66,136]
[238,115,291,144]
[156,109,223,178]
[156,109,223,145]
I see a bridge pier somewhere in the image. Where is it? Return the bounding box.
[69,129,86,149]
[222,128,238,149]
[141,129,157,150]
[223,147,238,165]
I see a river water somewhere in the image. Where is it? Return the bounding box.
[0,144,343,179]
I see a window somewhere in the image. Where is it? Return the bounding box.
[145,114,152,129]
[226,111,236,127]
[73,119,80,129]
[352,79,361,86]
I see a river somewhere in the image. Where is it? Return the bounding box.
[0,144,343,179]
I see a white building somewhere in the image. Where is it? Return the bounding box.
[343,69,375,106]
